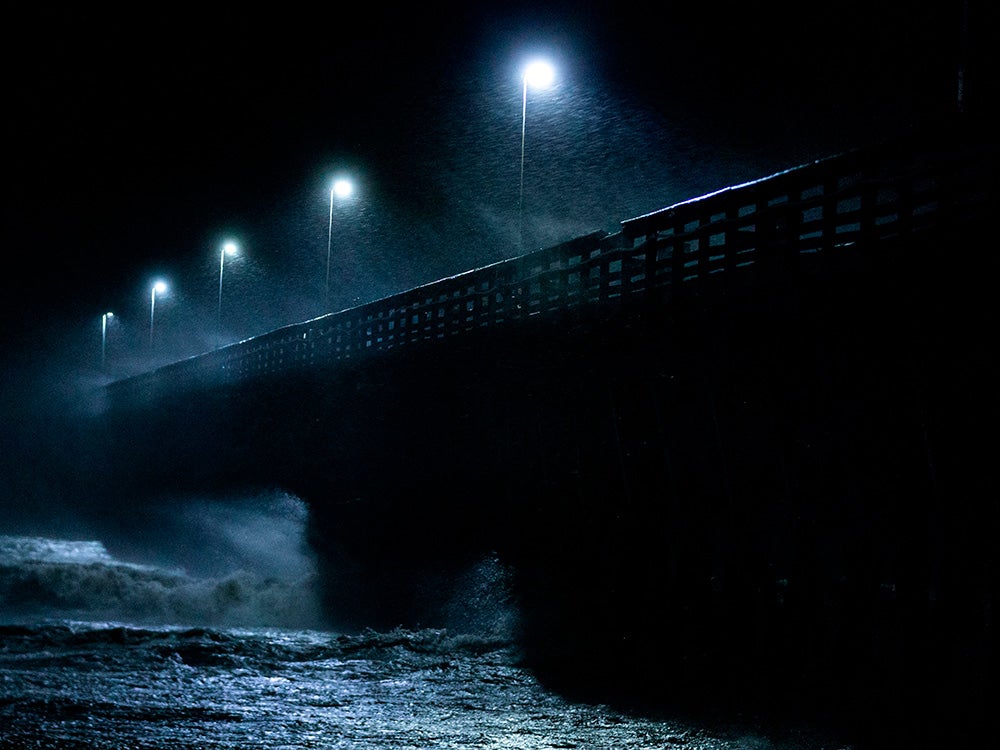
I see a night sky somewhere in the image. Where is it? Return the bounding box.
[1,1,991,396]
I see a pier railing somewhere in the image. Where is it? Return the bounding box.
[106,117,994,405]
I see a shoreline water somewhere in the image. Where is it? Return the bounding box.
[0,532,851,749]
[0,618,848,750]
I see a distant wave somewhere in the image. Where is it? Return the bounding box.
[0,535,324,630]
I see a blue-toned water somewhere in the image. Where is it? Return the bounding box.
[0,501,843,749]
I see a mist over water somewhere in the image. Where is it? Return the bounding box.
[0,488,522,643]
[0,492,325,630]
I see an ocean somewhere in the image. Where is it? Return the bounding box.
[0,496,844,750]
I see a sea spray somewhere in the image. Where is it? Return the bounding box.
[0,492,326,629]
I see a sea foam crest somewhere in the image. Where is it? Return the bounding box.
[0,535,118,566]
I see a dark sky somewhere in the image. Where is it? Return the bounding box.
[0,1,991,391]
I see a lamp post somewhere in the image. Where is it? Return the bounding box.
[326,177,354,309]
[218,240,239,325]
[519,59,555,249]
[101,311,114,370]
[149,280,167,347]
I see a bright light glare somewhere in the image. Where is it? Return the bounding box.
[105,311,114,318]
[152,280,167,294]
[223,241,239,256]
[524,60,555,89]
[332,178,354,199]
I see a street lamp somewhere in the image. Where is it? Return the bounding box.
[519,59,555,248]
[149,280,167,347]
[101,311,114,369]
[218,240,239,324]
[326,177,355,309]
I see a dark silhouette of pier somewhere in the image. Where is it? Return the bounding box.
[89,115,997,746]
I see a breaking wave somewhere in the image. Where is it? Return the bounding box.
[0,498,322,628]
[0,517,324,631]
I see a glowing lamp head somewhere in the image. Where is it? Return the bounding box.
[524,60,555,89]
[152,280,167,295]
[223,241,238,257]
[105,311,114,319]
[332,178,354,199]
